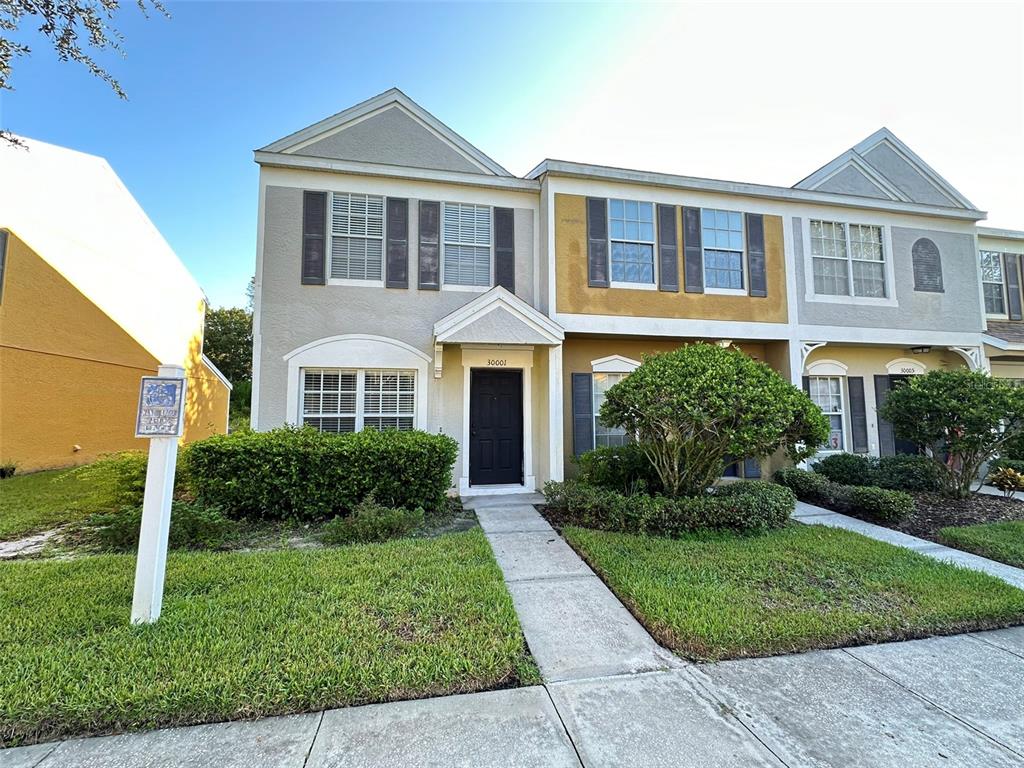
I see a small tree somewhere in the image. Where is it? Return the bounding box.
[600,344,828,497]
[879,369,1024,499]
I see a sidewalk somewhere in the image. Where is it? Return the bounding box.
[4,498,1024,767]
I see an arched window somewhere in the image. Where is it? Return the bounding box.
[912,238,944,293]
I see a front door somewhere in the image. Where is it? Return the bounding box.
[469,369,523,486]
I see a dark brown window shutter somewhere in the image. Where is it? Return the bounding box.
[874,375,895,457]
[848,376,869,453]
[1006,253,1023,320]
[418,200,440,290]
[385,198,409,289]
[494,207,515,293]
[682,207,704,293]
[586,197,609,288]
[745,213,767,298]
[572,373,594,456]
[657,204,679,292]
[301,191,326,285]
[911,238,943,293]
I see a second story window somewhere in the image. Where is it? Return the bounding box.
[330,193,384,281]
[609,199,655,285]
[980,251,1007,315]
[443,202,491,286]
[810,220,886,299]
[701,209,745,290]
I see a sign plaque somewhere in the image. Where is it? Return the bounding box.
[135,376,187,438]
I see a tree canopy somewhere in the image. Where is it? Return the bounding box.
[600,343,828,497]
[879,369,1024,498]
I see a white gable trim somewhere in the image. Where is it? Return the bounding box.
[259,88,511,177]
[591,354,641,373]
[434,286,564,345]
[797,152,910,203]
[854,129,976,210]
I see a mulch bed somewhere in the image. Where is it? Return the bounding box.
[894,492,1024,542]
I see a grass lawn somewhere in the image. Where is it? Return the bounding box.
[0,468,117,541]
[562,523,1024,662]
[0,528,538,747]
[940,521,1024,568]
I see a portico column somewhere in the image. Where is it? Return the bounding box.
[548,344,564,482]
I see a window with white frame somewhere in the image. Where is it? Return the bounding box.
[810,220,886,298]
[330,193,384,281]
[609,199,655,284]
[808,376,845,452]
[301,368,415,433]
[593,372,628,448]
[980,251,1007,315]
[701,209,745,290]
[443,202,491,286]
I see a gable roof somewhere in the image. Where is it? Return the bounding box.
[794,128,976,210]
[260,88,511,177]
[0,136,207,366]
[433,286,564,345]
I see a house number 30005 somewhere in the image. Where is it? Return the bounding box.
[487,359,507,367]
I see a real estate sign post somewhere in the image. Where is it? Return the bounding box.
[131,365,187,624]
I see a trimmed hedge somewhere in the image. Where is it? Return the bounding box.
[74,449,193,510]
[573,443,662,494]
[812,452,941,493]
[775,467,914,523]
[187,427,459,521]
[542,480,794,535]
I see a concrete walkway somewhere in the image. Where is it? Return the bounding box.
[463,493,679,681]
[793,500,1024,589]
[6,496,1024,767]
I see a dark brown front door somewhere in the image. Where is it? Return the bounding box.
[469,369,523,486]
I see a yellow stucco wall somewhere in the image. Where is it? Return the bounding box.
[554,194,788,323]
[803,345,966,456]
[561,337,792,475]
[0,233,229,471]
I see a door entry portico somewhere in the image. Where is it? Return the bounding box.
[469,369,523,486]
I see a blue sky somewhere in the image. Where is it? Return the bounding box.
[3,2,1021,308]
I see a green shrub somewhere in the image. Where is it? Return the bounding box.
[844,485,914,523]
[812,453,875,486]
[74,449,192,510]
[542,479,794,535]
[187,426,458,521]
[87,501,237,552]
[774,467,833,501]
[0,462,16,479]
[813,453,941,493]
[775,467,914,524]
[876,455,942,492]
[599,343,828,496]
[320,495,425,545]
[573,443,662,494]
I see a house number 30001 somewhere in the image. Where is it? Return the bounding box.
[487,359,507,367]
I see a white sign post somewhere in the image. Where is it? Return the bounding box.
[131,364,187,625]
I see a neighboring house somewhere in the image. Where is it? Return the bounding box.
[252,88,1013,494]
[0,137,231,472]
[978,227,1024,383]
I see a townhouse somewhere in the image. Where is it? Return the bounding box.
[251,88,1016,495]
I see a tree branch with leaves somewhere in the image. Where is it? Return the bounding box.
[1,0,167,145]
